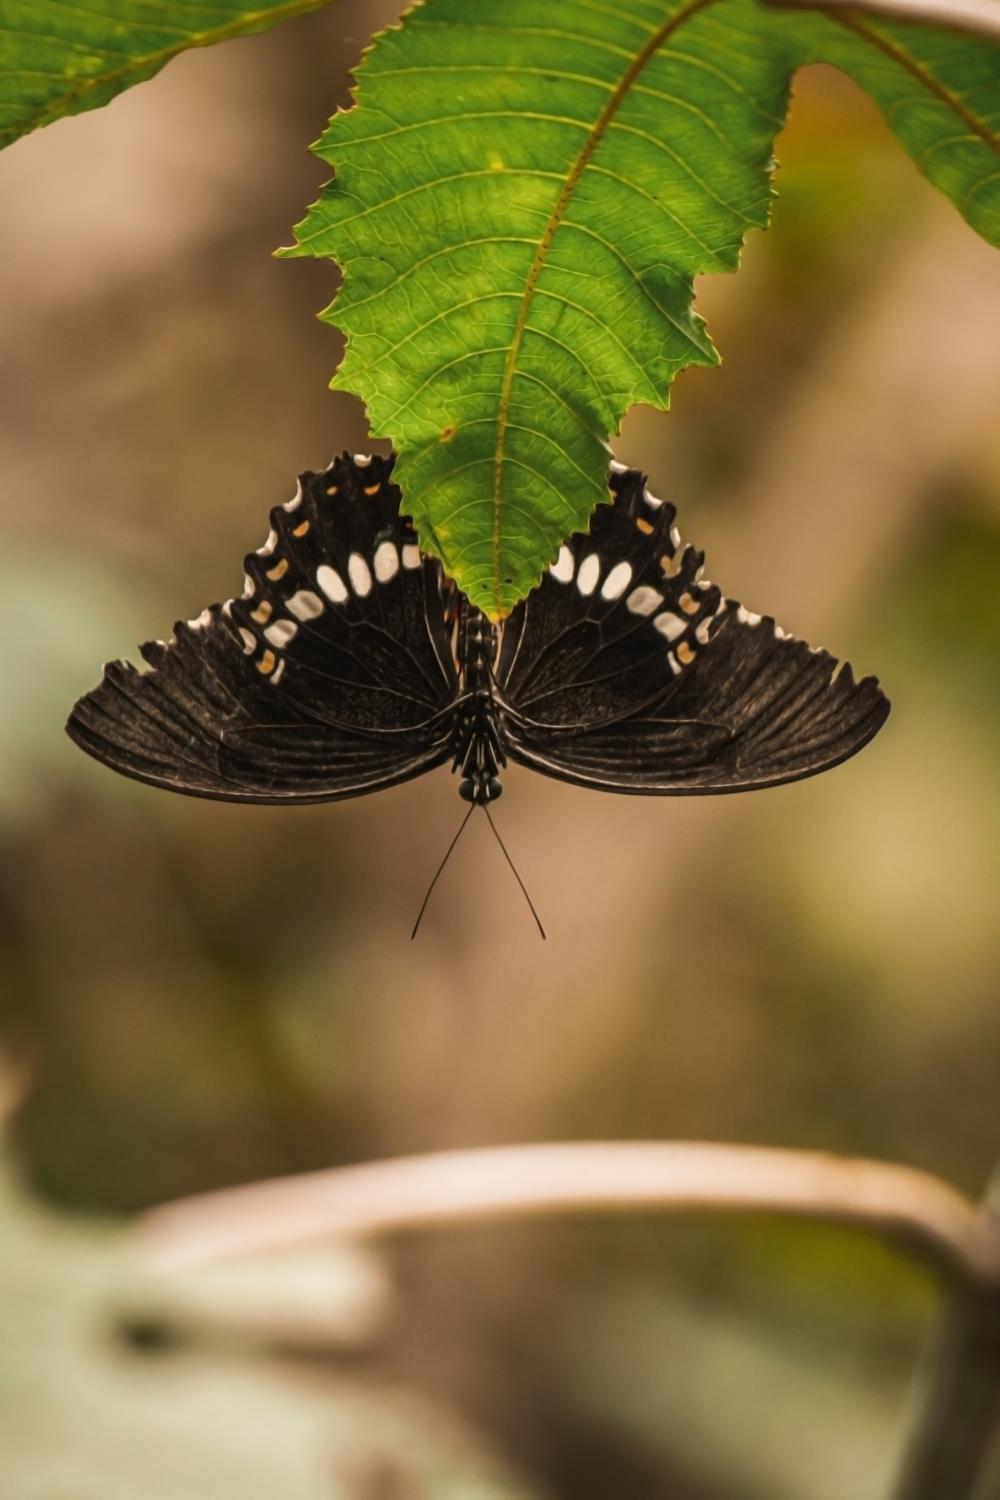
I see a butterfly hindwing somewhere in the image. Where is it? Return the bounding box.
[66,454,458,803]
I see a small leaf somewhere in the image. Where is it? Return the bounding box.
[286,0,1000,617]
[0,0,340,149]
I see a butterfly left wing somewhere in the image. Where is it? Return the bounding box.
[494,465,889,793]
[67,454,459,803]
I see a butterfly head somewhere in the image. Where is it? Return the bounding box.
[459,772,503,805]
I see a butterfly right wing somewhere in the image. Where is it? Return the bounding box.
[495,466,889,794]
[66,454,460,803]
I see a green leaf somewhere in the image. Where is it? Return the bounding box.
[285,0,1000,617]
[0,0,339,149]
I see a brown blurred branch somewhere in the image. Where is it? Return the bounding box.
[131,1141,1000,1285]
[762,0,1000,39]
[893,1282,1000,1500]
[132,1143,1000,1499]
[893,1163,1000,1500]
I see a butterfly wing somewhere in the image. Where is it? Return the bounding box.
[67,454,459,803]
[495,466,889,793]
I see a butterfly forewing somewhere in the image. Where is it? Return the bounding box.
[232,456,456,724]
[497,467,724,729]
[67,454,459,802]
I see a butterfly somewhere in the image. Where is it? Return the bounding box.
[68,451,888,825]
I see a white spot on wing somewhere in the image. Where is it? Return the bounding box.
[667,651,682,676]
[238,627,256,654]
[601,561,633,600]
[271,658,286,685]
[286,589,324,621]
[737,605,762,627]
[264,619,298,649]
[402,544,421,570]
[653,610,686,642]
[576,553,600,596]
[609,459,628,474]
[348,552,373,597]
[257,528,278,557]
[353,453,372,467]
[695,617,713,644]
[626,585,663,616]
[549,545,574,584]
[374,540,399,583]
[283,481,303,512]
[670,526,681,550]
[242,574,255,598]
[316,564,348,604]
[643,489,663,509]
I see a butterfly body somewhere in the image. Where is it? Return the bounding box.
[450,608,507,804]
[67,453,889,804]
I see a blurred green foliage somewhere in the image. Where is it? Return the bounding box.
[0,1149,540,1500]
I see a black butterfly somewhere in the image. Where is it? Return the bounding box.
[67,453,888,816]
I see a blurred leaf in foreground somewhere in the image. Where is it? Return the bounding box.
[0,1138,543,1500]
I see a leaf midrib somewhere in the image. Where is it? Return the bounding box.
[485,0,998,611]
[489,0,716,612]
[833,8,1000,159]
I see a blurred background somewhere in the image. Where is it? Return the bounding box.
[1,3,998,1496]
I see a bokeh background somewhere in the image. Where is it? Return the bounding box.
[2,3,998,1496]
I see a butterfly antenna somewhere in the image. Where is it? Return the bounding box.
[410,804,475,940]
[483,805,547,939]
